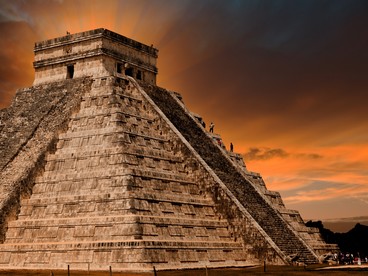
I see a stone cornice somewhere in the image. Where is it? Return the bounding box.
[34,28,158,58]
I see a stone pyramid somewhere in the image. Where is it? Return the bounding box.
[0,29,337,272]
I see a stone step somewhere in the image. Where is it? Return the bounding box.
[0,239,243,252]
[71,106,146,119]
[43,152,183,173]
[49,145,182,163]
[21,191,214,207]
[5,227,233,244]
[31,177,200,198]
[82,91,143,103]
[6,213,233,243]
[37,167,192,184]
[8,215,230,228]
[69,110,155,130]
[17,202,216,221]
[58,127,167,143]
[0,241,246,269]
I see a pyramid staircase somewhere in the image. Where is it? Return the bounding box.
[140,82,322,265]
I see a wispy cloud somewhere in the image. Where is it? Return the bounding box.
[245,144,368,217]
[243,147,322,161]
[243,147,288,161]
[283,181,364,204]
[354,195,368,206]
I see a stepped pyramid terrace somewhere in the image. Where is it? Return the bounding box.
[0,28,338,272]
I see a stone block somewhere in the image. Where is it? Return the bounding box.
[19,206,33,216]
[74,226,95,237]
[0,252,11,264]
[38,227,59,238]
[5,227,24,239]
[92,250,111,264]
[24,252,51,264]
[65,251,94,263]
[9,252,27,266]
[179,250,198,262]
[57,226,75,240]
[79,202,96,213]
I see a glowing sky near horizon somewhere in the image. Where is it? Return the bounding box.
[1,0,368,220]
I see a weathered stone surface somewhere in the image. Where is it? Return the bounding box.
[0,29,337,272]
[0,78,92,243]
[33,29,158,86]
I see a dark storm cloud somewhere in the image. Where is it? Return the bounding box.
[156,0,368,145]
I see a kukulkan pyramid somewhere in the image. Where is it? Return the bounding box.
[0,29,337,272]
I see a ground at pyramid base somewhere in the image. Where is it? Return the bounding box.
[0,28,338,272]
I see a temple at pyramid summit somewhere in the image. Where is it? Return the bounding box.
[0,29,338,272]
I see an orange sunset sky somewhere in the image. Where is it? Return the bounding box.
[0,0,368,222]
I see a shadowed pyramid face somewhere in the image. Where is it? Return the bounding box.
[32,29,158,86]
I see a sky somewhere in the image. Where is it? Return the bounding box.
[0,0,368,222]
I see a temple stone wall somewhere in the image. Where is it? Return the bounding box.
[101,36,157,69]
[34,56,107,85]
[33,29,158,86]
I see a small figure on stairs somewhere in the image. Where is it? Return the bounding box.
[209,122,214,133]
